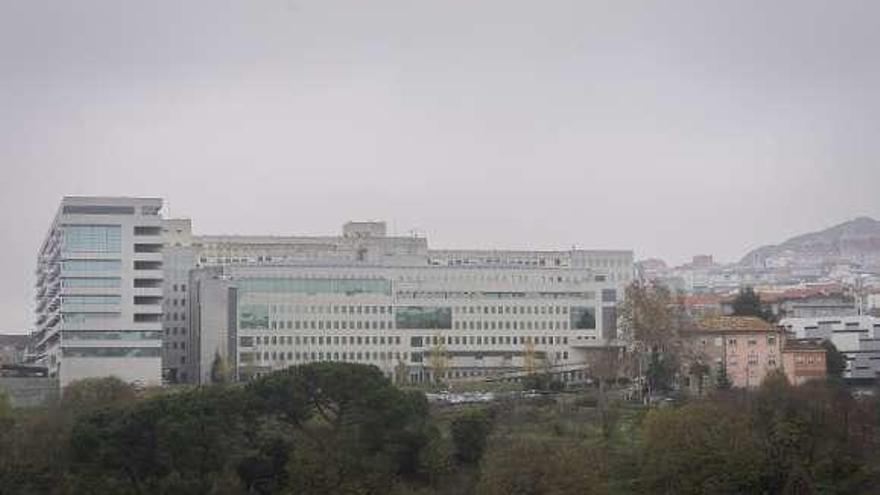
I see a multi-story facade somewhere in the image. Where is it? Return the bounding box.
[781,341,827,385]
[34,197,164,388]
[174,221,633,384]
[780,315,880,379]
[160,219,196,383]
[682,316,784,389]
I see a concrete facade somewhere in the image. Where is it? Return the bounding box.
[780,315,880,379]
[34,197,164,388]
[781,342,827,385]
[172,221,633,384]
[683,316,784,389]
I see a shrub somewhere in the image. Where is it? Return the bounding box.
[450,408,492,464]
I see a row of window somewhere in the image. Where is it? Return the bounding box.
[166,312,186,322]
[61,346,161,358]
[263,303,599,316]
[269,319,392,331]
[62,225,121,254]
[242,335,403,347]
[729,357,777,367]
[454,305,574,315]
[261,318,581,332]
[62,295,121,305]
[269,304,392,315]
[411,335,570,347]
[244,350,406,363]
[62,330,162,341]
[61,260,122,272]
[396,291,597,300]
[61,277,121,288]
[454,320,571,331]
[794,355,822,365]
[201,268,623,286]
[727,336,777,347]
[242,333,573,348]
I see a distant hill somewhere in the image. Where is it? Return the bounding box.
[739,217,880,270]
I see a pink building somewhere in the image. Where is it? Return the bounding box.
[685,316,784,389]
[782,341,827,385]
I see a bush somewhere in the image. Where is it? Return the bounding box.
[476,437,608,495]
[450,408,492,464]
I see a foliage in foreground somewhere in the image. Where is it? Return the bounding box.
[1,365,880,495]
[0,364,432,495]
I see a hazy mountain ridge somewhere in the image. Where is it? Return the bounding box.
[740,216,880,269]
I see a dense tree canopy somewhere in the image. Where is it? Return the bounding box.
[731,286,774,322]
[1,362,878,495]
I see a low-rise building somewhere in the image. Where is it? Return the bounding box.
[682,316,784,390]
[781,341,827,385]
[780,315,880,379]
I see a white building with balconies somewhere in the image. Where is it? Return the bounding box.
[34,197,164,388]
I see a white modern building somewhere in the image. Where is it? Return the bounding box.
[172,221,634,385]
[780,315,880,379]
[34,197,164,388]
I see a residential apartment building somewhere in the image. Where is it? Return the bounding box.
[780,315,880,379]
[781,341,827,385]
[682,316,784,390]
[176,222,633,384]
[33,197,164,388]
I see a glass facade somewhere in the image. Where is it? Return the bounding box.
[62,225,121,253]
[61,347,161,358]
[61,260,122,272]
[395,306,452,329]
[62,331,162,341]
[239,304,269,329]
[238,277,392,296]
[61,277,121,288]
[62,295,121,305]
[570,306,597,329]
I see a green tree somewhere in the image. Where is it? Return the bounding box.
[0,388,11,430]
[477,437,608,495]
[821,339,846,379]
[646,348,677,393]
[62,376,136,414]
[731,286,774,322]
[68,385,252,494]
[246,362,431,493]
[450,408,492,464]
[211,352,230,384]
[640,401,767,494]
[618,281,686,400]
[716,363,732,391]
[688,361,710,397]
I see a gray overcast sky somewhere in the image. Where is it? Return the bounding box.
[1,0,879,331]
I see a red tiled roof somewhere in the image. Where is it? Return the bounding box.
[783,341,826,352]
[720,285,845,304]
[680,294,723,306]
[694,316,777,333]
